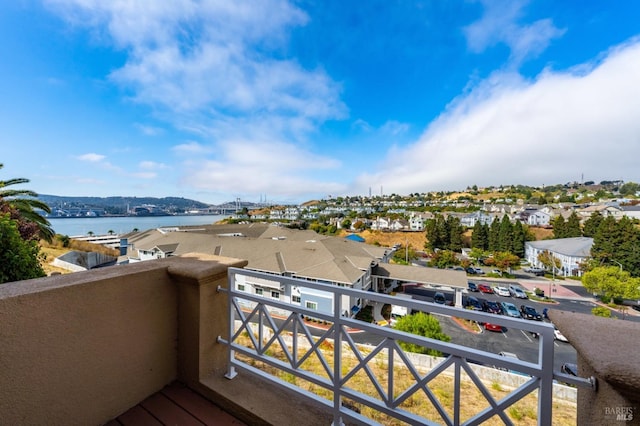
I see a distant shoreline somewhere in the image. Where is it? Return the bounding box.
[46,213,226,219]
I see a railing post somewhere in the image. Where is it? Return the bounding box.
[538,325,555,425]
[332,292,344,426]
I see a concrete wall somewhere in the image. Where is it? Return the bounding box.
[0,253,338,426]
[0,260,178,425]
[551,310,640,425]
[52,250,117,271]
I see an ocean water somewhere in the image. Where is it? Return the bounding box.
[48,215,228,237]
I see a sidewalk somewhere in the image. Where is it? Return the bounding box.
[517,279,640,317]
[517,280,585,300]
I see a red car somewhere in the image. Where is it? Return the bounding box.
[478,283,494,294]
[484,322,503,332]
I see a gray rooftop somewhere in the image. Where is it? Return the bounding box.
[525,237,594,257]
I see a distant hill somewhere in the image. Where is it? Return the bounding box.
[38,195,211,215]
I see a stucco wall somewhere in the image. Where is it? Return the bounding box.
[0,261,179,425]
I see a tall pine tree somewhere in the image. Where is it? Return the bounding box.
[565,211,582,237]
[498,214,513,253]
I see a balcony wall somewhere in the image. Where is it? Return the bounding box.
[0,253,334,426]
[550,310,640,425]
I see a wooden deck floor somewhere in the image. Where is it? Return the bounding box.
[105,382,246,426]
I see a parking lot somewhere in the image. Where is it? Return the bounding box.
[400,282,580,369]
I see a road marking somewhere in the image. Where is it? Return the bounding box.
[520,330,533,342]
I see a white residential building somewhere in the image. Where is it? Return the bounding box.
[524,237,593,277]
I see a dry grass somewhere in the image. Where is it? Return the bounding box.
[339,229,427,251]
[236,331,577,425]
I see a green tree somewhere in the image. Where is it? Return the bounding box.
[446,216,463,252]
[471,221,488,250]
[582,266,640,302]
[497,214,513,253]
[0,163,54,242]
[340,219,352,230]
[512,221,526,258]
[394,312,451,356]
[582,212,603,238]
[425,214,456,252]
[468,247,486,266]
[353,220,366,231]
[392,244,416,265]
[565,211,582,238]
[551,215,567,239]
[0,214,46,284]
[493,251,520,273]
[537,250,562,275]
[488,217,500,252]
[591,216,640,276]
[428,250,459,269]
[619,182,640,196]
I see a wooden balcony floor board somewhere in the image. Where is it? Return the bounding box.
[109,382,246,426]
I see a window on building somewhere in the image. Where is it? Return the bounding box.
[237,284,245,292]
[292,295,301,303]
[271,291,280,299]
[306,301,318,310]
[255,287,263,296]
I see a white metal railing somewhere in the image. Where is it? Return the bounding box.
[218,268,593,425]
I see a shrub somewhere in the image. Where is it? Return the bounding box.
[592,306,612,318]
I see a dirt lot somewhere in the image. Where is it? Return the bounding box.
[339,230,426,250]
[339,225,553,251]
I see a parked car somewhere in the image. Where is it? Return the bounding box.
[500,302,521,318]
[473,267,485,275]
[465,296,483,311]
[478,283,494,294]
[490,269,502,276]
[494,286,510,297]
[467,282,479,292]
[520,305,542,320]
[554,326,569,342]
[482,300,502,314]
[509,285,528,299]
[484,322,503,332]
[433,292,446,304]
[495,351,519,371]
[466,267,478,275]
[524,267,545,276]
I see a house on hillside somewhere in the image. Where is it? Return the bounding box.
[370,217,391,231]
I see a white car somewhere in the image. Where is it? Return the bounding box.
[494,286,510,297]
[509,285,528,299]
[554,327,569,342]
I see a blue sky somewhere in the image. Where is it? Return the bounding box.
[2,1,640,205]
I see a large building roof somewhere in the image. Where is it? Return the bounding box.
[373,263,468,288]
[124,224,391,284]
[525,237,594,257]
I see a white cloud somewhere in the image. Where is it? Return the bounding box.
[138,160,168,170]
[463,0,565,66]
[76,153,105,162]
[355,39,640,194]
[131,171,157,179]
[181,138,344,198]
[172,141,211,154]
[47,0,345,123]
[47,0,348,201]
